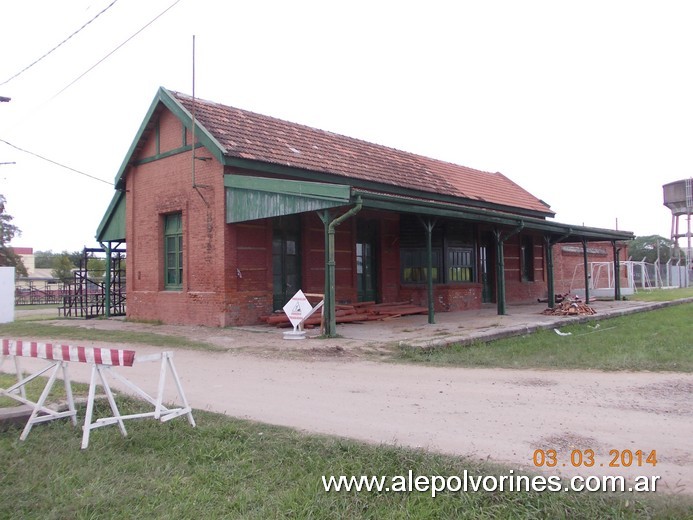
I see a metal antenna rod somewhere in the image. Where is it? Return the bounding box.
[191,34,196,188]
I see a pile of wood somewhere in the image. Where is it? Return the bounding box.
[261,300,428,328]
[541,298,597,316]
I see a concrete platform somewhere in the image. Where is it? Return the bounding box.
[12,297,693,355]
[0,405,33,431]
[250,297,693,350]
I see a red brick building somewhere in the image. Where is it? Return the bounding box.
[97,88,632,332]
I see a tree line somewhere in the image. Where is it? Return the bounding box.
[1,193,106,282]
[34,251,107,284]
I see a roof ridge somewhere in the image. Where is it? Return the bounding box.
[170,90,500,175]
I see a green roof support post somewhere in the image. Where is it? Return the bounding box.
[582,238,590,304]
[544,236,555,308]
[322,197,362,337]
[545,228,573,308]
[419,217,437,324]
[612,241,622,301]
[318,210,333,336]
[101,242,112,318]
[493,222,524,315]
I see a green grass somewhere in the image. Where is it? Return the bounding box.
[629,287,693,301]
[397,304,693,372]
[0,398,688,519]
[0,374,89,408]
[14,304,60,310]
[0,321,221,351]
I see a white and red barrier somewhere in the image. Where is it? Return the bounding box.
[0,339,195,448]
[2,340,136,367]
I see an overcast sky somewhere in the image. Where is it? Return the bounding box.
[1,1,691,253]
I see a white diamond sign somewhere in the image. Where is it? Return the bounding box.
[282,289,313,329]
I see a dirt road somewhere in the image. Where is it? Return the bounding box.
[7,305,692,494]
[27,342,690,495]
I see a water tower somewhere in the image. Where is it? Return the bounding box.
[663,178,693,266]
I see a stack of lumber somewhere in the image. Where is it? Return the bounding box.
[261,301,428,328]
[541,299,597,316]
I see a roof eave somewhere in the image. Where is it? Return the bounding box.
[352,189,633,242]
[222,156,555,220]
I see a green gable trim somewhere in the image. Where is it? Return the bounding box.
[155,120,160,155]
[113,87,228,189]
[133,143,205,166]
[159,89,227,163]
[96,191,126,242]
[224,175,351,223]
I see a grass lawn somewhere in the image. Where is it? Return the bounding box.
[397,304,693,372]
[0,396,689,519]
[629,287,693,301]
[14,304,59,311]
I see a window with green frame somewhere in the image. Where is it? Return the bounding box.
[448,247,473,282]
[164,212,183,289]
[401,248,441,283]
[398,216,476,284]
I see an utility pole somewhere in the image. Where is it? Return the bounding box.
[1,97,13,169]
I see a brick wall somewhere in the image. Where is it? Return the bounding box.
[398,284,483,311]
[553,241,629,296]
[126,111,229,327]
[503,234,547,303]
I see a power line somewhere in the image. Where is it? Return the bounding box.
[51,0,182,100]
[0,138,113,186]
[0,0,120,87]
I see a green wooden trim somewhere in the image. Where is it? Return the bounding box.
[224,175,351,201]
[113,87,228,189]
[155,121,160,155]
[544,236,555,308]
[113,98,163,188]
[225,176,351,223]
[133,143,204,166]
[422,218,436,324]
[223,156,555,220]
[95,191,126,242]
[356,192,633,243]
[361,196,521,228]
[164,212,183,290]
[158,87,227,163]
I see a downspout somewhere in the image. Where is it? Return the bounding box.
[612,241,622,301]
[581,238,590,303]
[325,197,363,337]
[493,221,524,315]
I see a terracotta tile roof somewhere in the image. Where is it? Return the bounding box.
[171,91,553,217]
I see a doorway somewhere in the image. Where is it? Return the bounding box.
[272,215,301,311]
[480,234,495,303]
[356,223,378,302]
